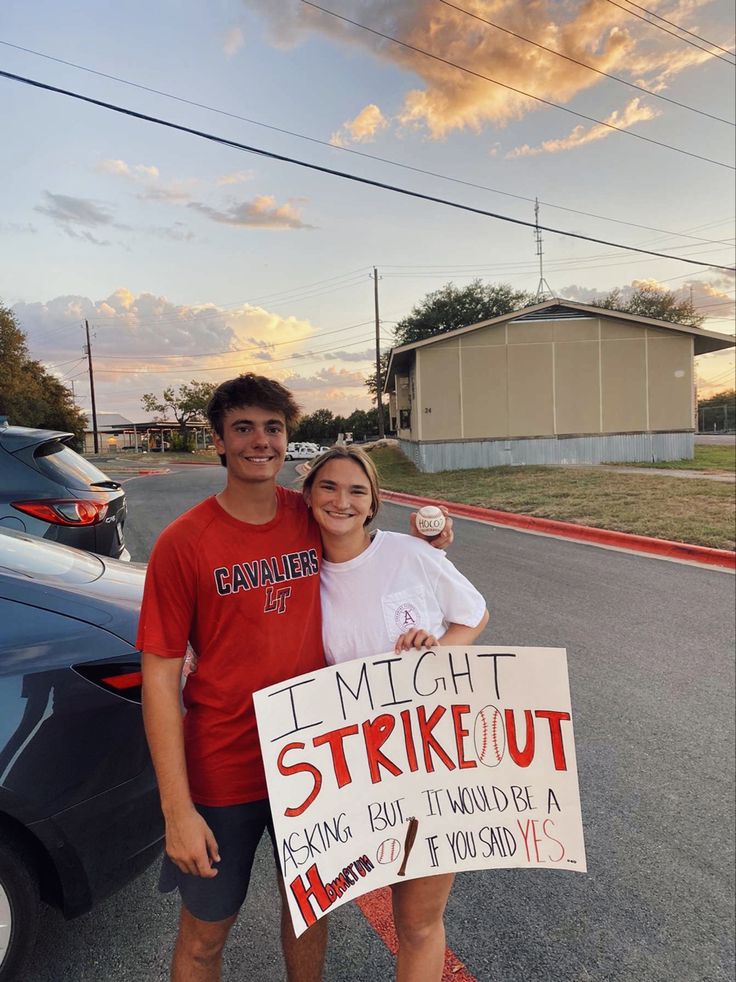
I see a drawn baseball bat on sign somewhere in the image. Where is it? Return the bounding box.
[398,817,419,877]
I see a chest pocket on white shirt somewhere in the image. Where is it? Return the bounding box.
[382,589,428,640]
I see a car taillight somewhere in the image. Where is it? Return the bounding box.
[11,499,109,526]
[73,662,143,703]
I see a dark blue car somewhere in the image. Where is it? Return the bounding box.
[0,425,130,561]
[0,528,163,980]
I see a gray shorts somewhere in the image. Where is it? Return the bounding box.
[159,799,279,922]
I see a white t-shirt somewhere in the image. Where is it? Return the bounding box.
[319,529,487,665]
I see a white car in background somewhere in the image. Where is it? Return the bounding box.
[285,443,317,461]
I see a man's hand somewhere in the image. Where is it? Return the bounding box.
[164,804,220,878]
[409,506,454,549]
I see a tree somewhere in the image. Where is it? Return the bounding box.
[141,381,216,446]
[393,281,534,347]
[0,301,87,446]
[292,409,336,444]
[593,285,704,328]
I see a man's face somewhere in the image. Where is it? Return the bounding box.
[213,406,288,485]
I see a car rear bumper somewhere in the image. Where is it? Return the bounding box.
[28,768,164,918]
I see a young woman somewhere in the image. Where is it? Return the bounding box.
[302,446,489,982]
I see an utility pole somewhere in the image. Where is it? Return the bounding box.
[372,266,385,439]
[534,198,554,301]
[84,319,99,454]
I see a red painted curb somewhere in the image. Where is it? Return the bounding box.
[160,459,219,466]
[381,489,735,571]
[356,888,476,982]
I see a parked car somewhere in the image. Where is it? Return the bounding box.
[0,528,163,981]
[0,425,130,560]
[285,443,318,461]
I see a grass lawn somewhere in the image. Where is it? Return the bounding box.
[369,446,736,551]
[608,445,735,472]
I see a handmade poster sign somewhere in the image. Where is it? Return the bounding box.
[254,646,586,937]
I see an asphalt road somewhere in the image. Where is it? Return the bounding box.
[27,462,736,982]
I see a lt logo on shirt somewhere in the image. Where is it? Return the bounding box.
[394,602,420,630]
[264,585,292,614]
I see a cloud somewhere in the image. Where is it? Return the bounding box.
[323,348,375,362]
[0,222,37,235]
[138,183,196,203]
[188,195,313,229]
[12,289,381,418]
[248,0,716,138]
[507,97,659,158]
[36,191,116,228]
[146,222,196,241]
[15,290,317,365]
[217,170,255,185]
[283,366,368,391]
[97,159,160,179]
[97,158,197,202]
[330,104,388,147]
[223,25,245,57]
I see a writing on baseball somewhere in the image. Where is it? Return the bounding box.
[254,646,587,936]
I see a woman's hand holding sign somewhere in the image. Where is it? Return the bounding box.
[394,627,439,652]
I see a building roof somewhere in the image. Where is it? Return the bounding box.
[84,413,134,431]
[384,298,736,390]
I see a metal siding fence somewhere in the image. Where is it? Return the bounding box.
[398,432,694,473]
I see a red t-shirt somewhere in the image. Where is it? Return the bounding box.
[136,487,324,806]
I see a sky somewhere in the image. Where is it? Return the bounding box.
[1,0,734,423]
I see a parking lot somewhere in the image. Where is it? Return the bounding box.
[24,461,736,981]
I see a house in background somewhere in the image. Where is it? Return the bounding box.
[384,299,735,473]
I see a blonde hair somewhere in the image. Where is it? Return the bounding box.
[302,446,381,525]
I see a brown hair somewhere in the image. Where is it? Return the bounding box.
[302,446,381,526]
[206,374,301,467]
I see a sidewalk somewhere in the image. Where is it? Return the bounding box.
[599,465,734,483]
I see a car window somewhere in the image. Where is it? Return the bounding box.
[0,529,105,584]
[33,441,114,490]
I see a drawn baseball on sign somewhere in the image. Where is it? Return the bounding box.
[376,838,402,865]
[474,704,505,767]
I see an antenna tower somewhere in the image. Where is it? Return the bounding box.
[534,198,554,301]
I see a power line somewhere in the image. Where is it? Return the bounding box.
[605,0,736,61]
[298,0,734,169]
[1,38,731,245]
[2,70,734,273]
[604,0,736,65]
[438,0,733,125]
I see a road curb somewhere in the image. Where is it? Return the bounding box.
[380,489,735,571]
[149,459,219,466]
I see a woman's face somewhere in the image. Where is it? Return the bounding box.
[306,458,374,538]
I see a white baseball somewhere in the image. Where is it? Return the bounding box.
[474,705,505,767]
[415,505,446,537]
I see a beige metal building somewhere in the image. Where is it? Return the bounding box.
[384,299,735,472]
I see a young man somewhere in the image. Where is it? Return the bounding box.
[138,374,451,982]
